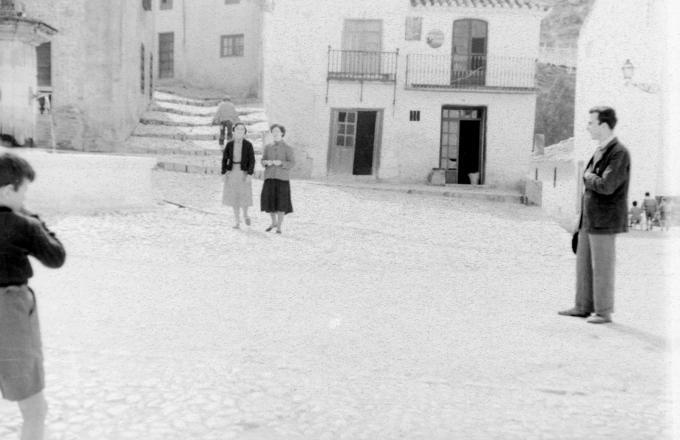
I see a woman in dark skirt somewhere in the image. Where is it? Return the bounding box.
[261,124,295,234]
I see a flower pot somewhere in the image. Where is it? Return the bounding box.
[428,168,446,186]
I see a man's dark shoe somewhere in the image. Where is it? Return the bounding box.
[558,308,590,318]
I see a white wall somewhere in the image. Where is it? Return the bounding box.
[263,0,544,187]
[156,0,263,98]
[1,147,156,215]
[575,0,671,201]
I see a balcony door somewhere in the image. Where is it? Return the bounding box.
[451,19,487,87]
[342,19,382,78]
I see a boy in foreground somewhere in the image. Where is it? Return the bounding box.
[0,153,66,440]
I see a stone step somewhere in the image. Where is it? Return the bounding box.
[124,136,223,156]
[154,96,222,107]
[140,111,269,128]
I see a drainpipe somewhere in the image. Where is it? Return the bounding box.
[182,0,186,81]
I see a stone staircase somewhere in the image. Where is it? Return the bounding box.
[126,89,270,176]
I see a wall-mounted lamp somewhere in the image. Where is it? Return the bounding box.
[622,59,659,94]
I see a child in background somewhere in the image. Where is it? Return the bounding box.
[629,200,643,229]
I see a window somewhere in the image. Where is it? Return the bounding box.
[335,111,356,148]
[220,34,244,57]
[409,110,420,122]
[142,0,152,11]
[160,0,172,10]
[225,0,240,3]
[149,53,154,98]
[36,42,51,88]
[140,44,145,94]
[341,20,383,75]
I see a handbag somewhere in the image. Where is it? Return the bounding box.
[571,231,578,254]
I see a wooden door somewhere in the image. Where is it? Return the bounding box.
[328,110,357,175]
[158,32,174,79]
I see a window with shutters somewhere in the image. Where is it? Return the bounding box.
[220,34,244,57]
[36,42,51,88]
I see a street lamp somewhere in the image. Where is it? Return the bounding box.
[621,59,659,94]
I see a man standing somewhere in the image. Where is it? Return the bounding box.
[559,106,631,324]
[212,97,240,146]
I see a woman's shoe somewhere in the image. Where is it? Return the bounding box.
[266,225,276,232]
[232,224,240,229]
[276,228,282,234]
[245,217,251,226]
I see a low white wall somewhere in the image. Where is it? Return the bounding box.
[1,147,156,215]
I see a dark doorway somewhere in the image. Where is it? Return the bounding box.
[353,111,377,175]
[458,120,481,184]
[439,106,485,184]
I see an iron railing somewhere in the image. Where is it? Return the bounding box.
[327,48,398,82]
[406,54,536,90]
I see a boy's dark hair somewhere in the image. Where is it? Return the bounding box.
[0,153,35,190]
[270,124,286,137]
[233,122,248,134]
[633,201,638,206]
[645,192,650,196]
[589,106,617,130]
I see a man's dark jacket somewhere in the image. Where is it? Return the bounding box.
[580,137,631,234]
[221,139,255,175]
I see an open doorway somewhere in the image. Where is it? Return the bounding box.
[439,106,485,184]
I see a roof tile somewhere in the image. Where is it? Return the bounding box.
[410,0,549,11]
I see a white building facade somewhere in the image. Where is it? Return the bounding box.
[263,0,547,188]
[154,0,263,98]
[574,0,679,203]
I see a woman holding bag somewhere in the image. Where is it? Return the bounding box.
[221,122,255,228]
[260,124,295,234]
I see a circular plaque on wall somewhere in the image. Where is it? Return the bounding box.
[426,29,445,49]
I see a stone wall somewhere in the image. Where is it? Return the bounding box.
[21,0,156,152]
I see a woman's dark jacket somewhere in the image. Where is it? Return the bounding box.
[221,139,255,175]
[580,137,631,234]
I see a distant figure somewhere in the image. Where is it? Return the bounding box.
[261,124,295,234]
[0,153,67,440]
[212,97,240,146]
[559,106,630,324]
[629,200,642,229]
[659,197,672,231]
[221,123,255,229]
[641,192,657,231]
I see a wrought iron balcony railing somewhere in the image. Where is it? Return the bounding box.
[405,53,536,91]
[327,48,398,82]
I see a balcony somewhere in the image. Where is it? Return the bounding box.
[405,54,537,91]
[327,48,398,82]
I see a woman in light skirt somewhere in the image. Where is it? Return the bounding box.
[261,124,295,234]
[221,122,255,228]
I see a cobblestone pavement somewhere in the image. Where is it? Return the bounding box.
[0,171,677,439]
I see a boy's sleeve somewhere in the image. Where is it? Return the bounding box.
[23,215,66,268]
